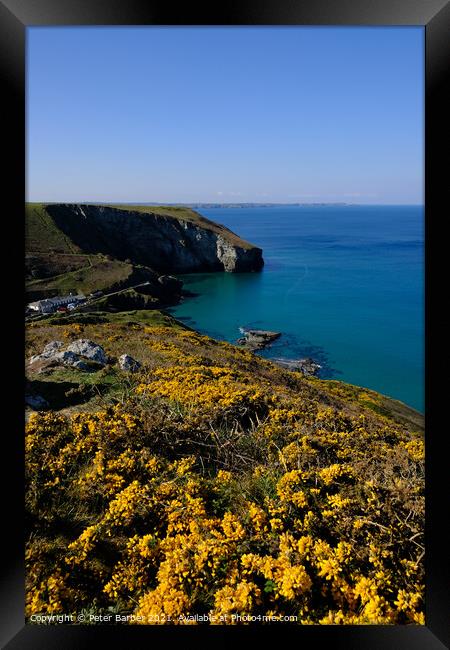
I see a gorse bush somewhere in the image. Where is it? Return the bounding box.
[25,322,424,625]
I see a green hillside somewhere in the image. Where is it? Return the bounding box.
[25,311,424,625]
[25,202,260,302]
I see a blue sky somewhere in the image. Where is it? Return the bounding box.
[27,27,424,204]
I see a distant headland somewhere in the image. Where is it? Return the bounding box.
[99,202,351,209]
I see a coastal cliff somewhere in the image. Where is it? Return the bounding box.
[25,203,263,304]
[43,203,264,273]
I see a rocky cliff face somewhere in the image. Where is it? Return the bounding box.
[46,204,264,273]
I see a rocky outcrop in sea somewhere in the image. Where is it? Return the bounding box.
[237,329,281,351]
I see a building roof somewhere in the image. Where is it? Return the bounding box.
[49,294,85,304]
[27,294,85,309]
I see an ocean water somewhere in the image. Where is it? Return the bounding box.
[168,205,424,413]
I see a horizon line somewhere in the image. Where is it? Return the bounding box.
[25,200,424,206]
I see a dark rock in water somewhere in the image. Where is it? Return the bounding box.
[157,275,183,293]
[237,329,281,351]
[272,357,322,376]
[181,289,200,298]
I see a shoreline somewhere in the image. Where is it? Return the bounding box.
[167,286,424,418]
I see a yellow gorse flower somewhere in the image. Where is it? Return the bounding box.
[25,320,425,625]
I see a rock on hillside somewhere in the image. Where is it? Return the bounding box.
[118,354,141,373]
[27,338,144,378]
[28,339,108,373]
[41,204,264,273]
[272,357,322,376]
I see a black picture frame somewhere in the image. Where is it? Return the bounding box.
[1,1,449,647]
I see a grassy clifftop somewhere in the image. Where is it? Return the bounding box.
[25,203,262,302]
[26,204,151,301]
[104,204,256,249]
[26,203,79,254]
[25,312,424,625]
[26,203,254,253]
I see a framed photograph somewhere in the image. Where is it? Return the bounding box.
[1,1,448,648]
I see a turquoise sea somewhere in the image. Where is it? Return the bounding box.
[168,205,424,413]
